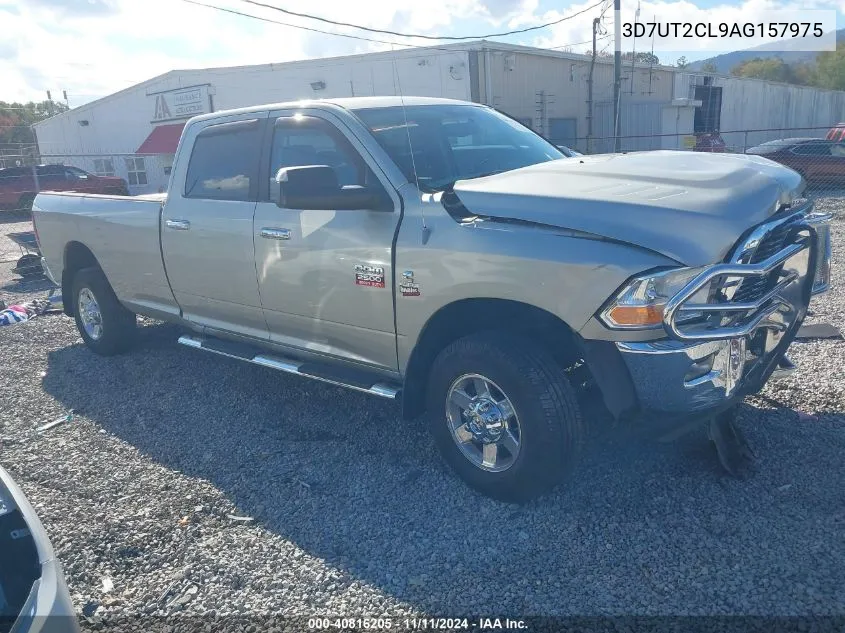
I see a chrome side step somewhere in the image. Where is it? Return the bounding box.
[177,334,401,399]
[771,355,796,381]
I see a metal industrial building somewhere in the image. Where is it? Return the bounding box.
[32,40,845,195]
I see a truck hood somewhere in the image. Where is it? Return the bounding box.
[450,151,804,266]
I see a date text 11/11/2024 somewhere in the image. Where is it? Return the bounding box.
[307,618,528,630]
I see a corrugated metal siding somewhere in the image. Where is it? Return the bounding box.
[594,102,663,152]
[486,49,673,152]
[714,75,845,150]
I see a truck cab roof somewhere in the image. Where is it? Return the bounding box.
[186,96,481,125]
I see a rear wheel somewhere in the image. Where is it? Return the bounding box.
[426,332,583,503]
[72,267,137,355]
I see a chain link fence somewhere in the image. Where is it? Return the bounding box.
[571,126,845,196]
[3,127,842,293]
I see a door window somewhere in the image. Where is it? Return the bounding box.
[64,167,89,180]
[184,119,262,201]
[269,116,374,202]
[36,165,65,185]
[791,143,832,156]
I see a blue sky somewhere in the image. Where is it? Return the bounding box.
[1,0,842,106]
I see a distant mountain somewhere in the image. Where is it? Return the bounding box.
[688,29,845,74]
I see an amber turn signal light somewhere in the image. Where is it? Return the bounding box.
[605,303,666,327]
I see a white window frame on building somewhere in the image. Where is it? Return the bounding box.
[93,158,115,176]
[124,157,148,186]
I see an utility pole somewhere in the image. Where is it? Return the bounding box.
[613,0,622,152]
[586,17,599,154]
[46,90,54,117]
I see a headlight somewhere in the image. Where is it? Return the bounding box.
[600,266,709,329]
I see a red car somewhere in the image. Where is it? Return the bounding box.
[693,132,727,152]
[0,164,128,212]
[826,123,845,141]
[745,137,845,186]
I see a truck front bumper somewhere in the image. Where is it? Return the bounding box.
[612,205,830,418]
[616,334,793,416]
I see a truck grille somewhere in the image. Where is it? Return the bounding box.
[732,215,801,304]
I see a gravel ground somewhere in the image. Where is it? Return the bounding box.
[0,200,843,629]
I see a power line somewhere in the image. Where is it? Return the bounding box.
[236,0,604,41]
[184,0,607,55]
[551,32,611,50]
[181,0,425,47]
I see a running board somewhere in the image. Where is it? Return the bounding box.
[177,334,401,399]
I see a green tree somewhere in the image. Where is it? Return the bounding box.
[623,51,660,65]
[729,57,813,85]
[813,44,845,90]
[676,56,688,68]
[0,100,69,160]
[701,62,719,73]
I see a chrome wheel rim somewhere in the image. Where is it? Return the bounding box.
[446,373,521,473]
[78,288,104,341]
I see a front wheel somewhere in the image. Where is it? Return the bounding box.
[72,267,137,355]
[426,332,583,503]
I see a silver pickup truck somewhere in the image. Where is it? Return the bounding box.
[33,96,832,501]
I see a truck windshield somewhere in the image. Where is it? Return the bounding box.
[354,105,564,192]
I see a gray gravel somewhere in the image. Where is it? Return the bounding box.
[0,201,844,626]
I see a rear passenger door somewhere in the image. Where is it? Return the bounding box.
[161,114,270,340]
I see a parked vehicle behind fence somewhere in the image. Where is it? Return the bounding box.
[825,122,845,141]
[745,138,845,186]
[31,96,832,502]
[0,165,128,213]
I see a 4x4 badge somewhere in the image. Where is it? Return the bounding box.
[400,270,421,296]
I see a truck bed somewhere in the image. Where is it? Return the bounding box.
[33,191,180,319]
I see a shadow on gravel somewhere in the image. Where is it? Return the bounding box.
[40,321,845,615]
[0,276,54,295]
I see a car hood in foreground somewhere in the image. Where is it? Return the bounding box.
[450,150,805,266]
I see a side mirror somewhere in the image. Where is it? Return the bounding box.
[275,165,390,211]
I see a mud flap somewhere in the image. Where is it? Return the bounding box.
[708,406,755,477]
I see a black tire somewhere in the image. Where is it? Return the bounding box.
[426,332,583,503]
[71,267,137,356]
[16,193,35,213]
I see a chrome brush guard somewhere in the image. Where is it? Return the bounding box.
[662,200,830,343]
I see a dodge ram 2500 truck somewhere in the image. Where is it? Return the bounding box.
[32,97,832,501]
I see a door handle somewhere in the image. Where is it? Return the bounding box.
[165,219,191,231]
[260,228,291,240]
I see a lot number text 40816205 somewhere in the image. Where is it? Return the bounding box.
[307,617,528,630]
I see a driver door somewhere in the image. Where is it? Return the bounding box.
[252,110,402,373]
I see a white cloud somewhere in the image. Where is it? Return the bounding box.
[2,0,843,105]
[1,0,533,105]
